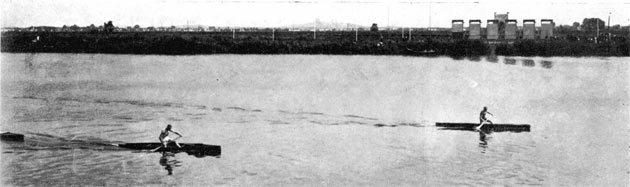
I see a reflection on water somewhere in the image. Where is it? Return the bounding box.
[478,131,492,154]
[24,53,35,68]
[447,56,553,70]
[504,58,517,65]
[522,59,535,67]
[159,152,181,175]
[502,58,553,69]
[541,60,553,69]
[465,56,556,70]
[1,53,627,186]
[486,55,499,63]
[468,56,482,62]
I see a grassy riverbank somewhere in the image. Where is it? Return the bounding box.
[2,31,628,56]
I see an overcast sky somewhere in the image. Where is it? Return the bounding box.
[2,0,629,28]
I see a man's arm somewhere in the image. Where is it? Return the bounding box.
[170,130,183,137]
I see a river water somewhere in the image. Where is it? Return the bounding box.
[1,53,628,186]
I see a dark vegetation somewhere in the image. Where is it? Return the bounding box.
[1,29,628,57]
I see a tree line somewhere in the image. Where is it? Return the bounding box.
[1,30,627,56]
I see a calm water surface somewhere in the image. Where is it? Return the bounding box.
[1,53,628,186]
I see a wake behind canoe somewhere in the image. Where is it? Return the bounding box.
[1,132,221,156]
[436,122,530,132]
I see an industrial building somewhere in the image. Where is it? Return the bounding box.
[540,19,554,39]
[487,19,499,40]
[451,20,464,39]
[505,20,518,40]
[451,20,464,32]
[494,12,509,23]
[451,12,553,41]
[523,19,536,39]
[494,12,509,39]
[468,20,481,40]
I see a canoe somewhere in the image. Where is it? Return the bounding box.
[436,122,530,132]
[0,132,25,142]
[117,142,221,157]
[1,132,220,156]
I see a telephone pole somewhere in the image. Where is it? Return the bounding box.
[401,28,404,39]
[608,12,611,40]
[596,19,599,43]
[313,19,316,40]
[355,26,358,42]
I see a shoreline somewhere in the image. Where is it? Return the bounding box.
[2,31,629,57]
[4,51,627,59]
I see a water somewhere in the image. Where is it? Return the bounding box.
[1,53,628,186]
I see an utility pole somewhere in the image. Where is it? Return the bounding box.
[401,28,404,39]
[409,28,412,41]
[387,5,390,31]
[232,28,235,40]
[272,28,275,41]
[429,1,435,39]
[608,12,611,40]
[608,12,611,30]
[596,19,599,44]
[313,20,316,40]
[355,26,358,42]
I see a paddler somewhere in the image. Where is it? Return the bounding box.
[158,124,183,148]
[476,106,493,130]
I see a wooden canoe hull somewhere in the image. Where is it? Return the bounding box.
[1,132,25,142]
[118,142,221,157]
[436,122,530,132]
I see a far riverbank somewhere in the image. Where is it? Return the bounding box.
[2,31,628,57]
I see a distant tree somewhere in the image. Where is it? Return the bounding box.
[556,25,566,32]
[582,18,605,32]
[133,25,141,32]
[87,24,97,32]
[572,22,580,30]
[370,23,378,32]
[70,24,80,31]
[104,21,114,32]
[611,24,620,30]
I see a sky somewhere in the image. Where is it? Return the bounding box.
[1,0,629,28]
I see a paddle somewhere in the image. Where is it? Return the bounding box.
[151,136,182,152]
[476,113,494,130]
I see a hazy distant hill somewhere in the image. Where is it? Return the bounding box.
[171,20,369,30]
[281,20,367,30]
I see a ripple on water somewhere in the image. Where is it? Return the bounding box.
[2,148,169,186]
